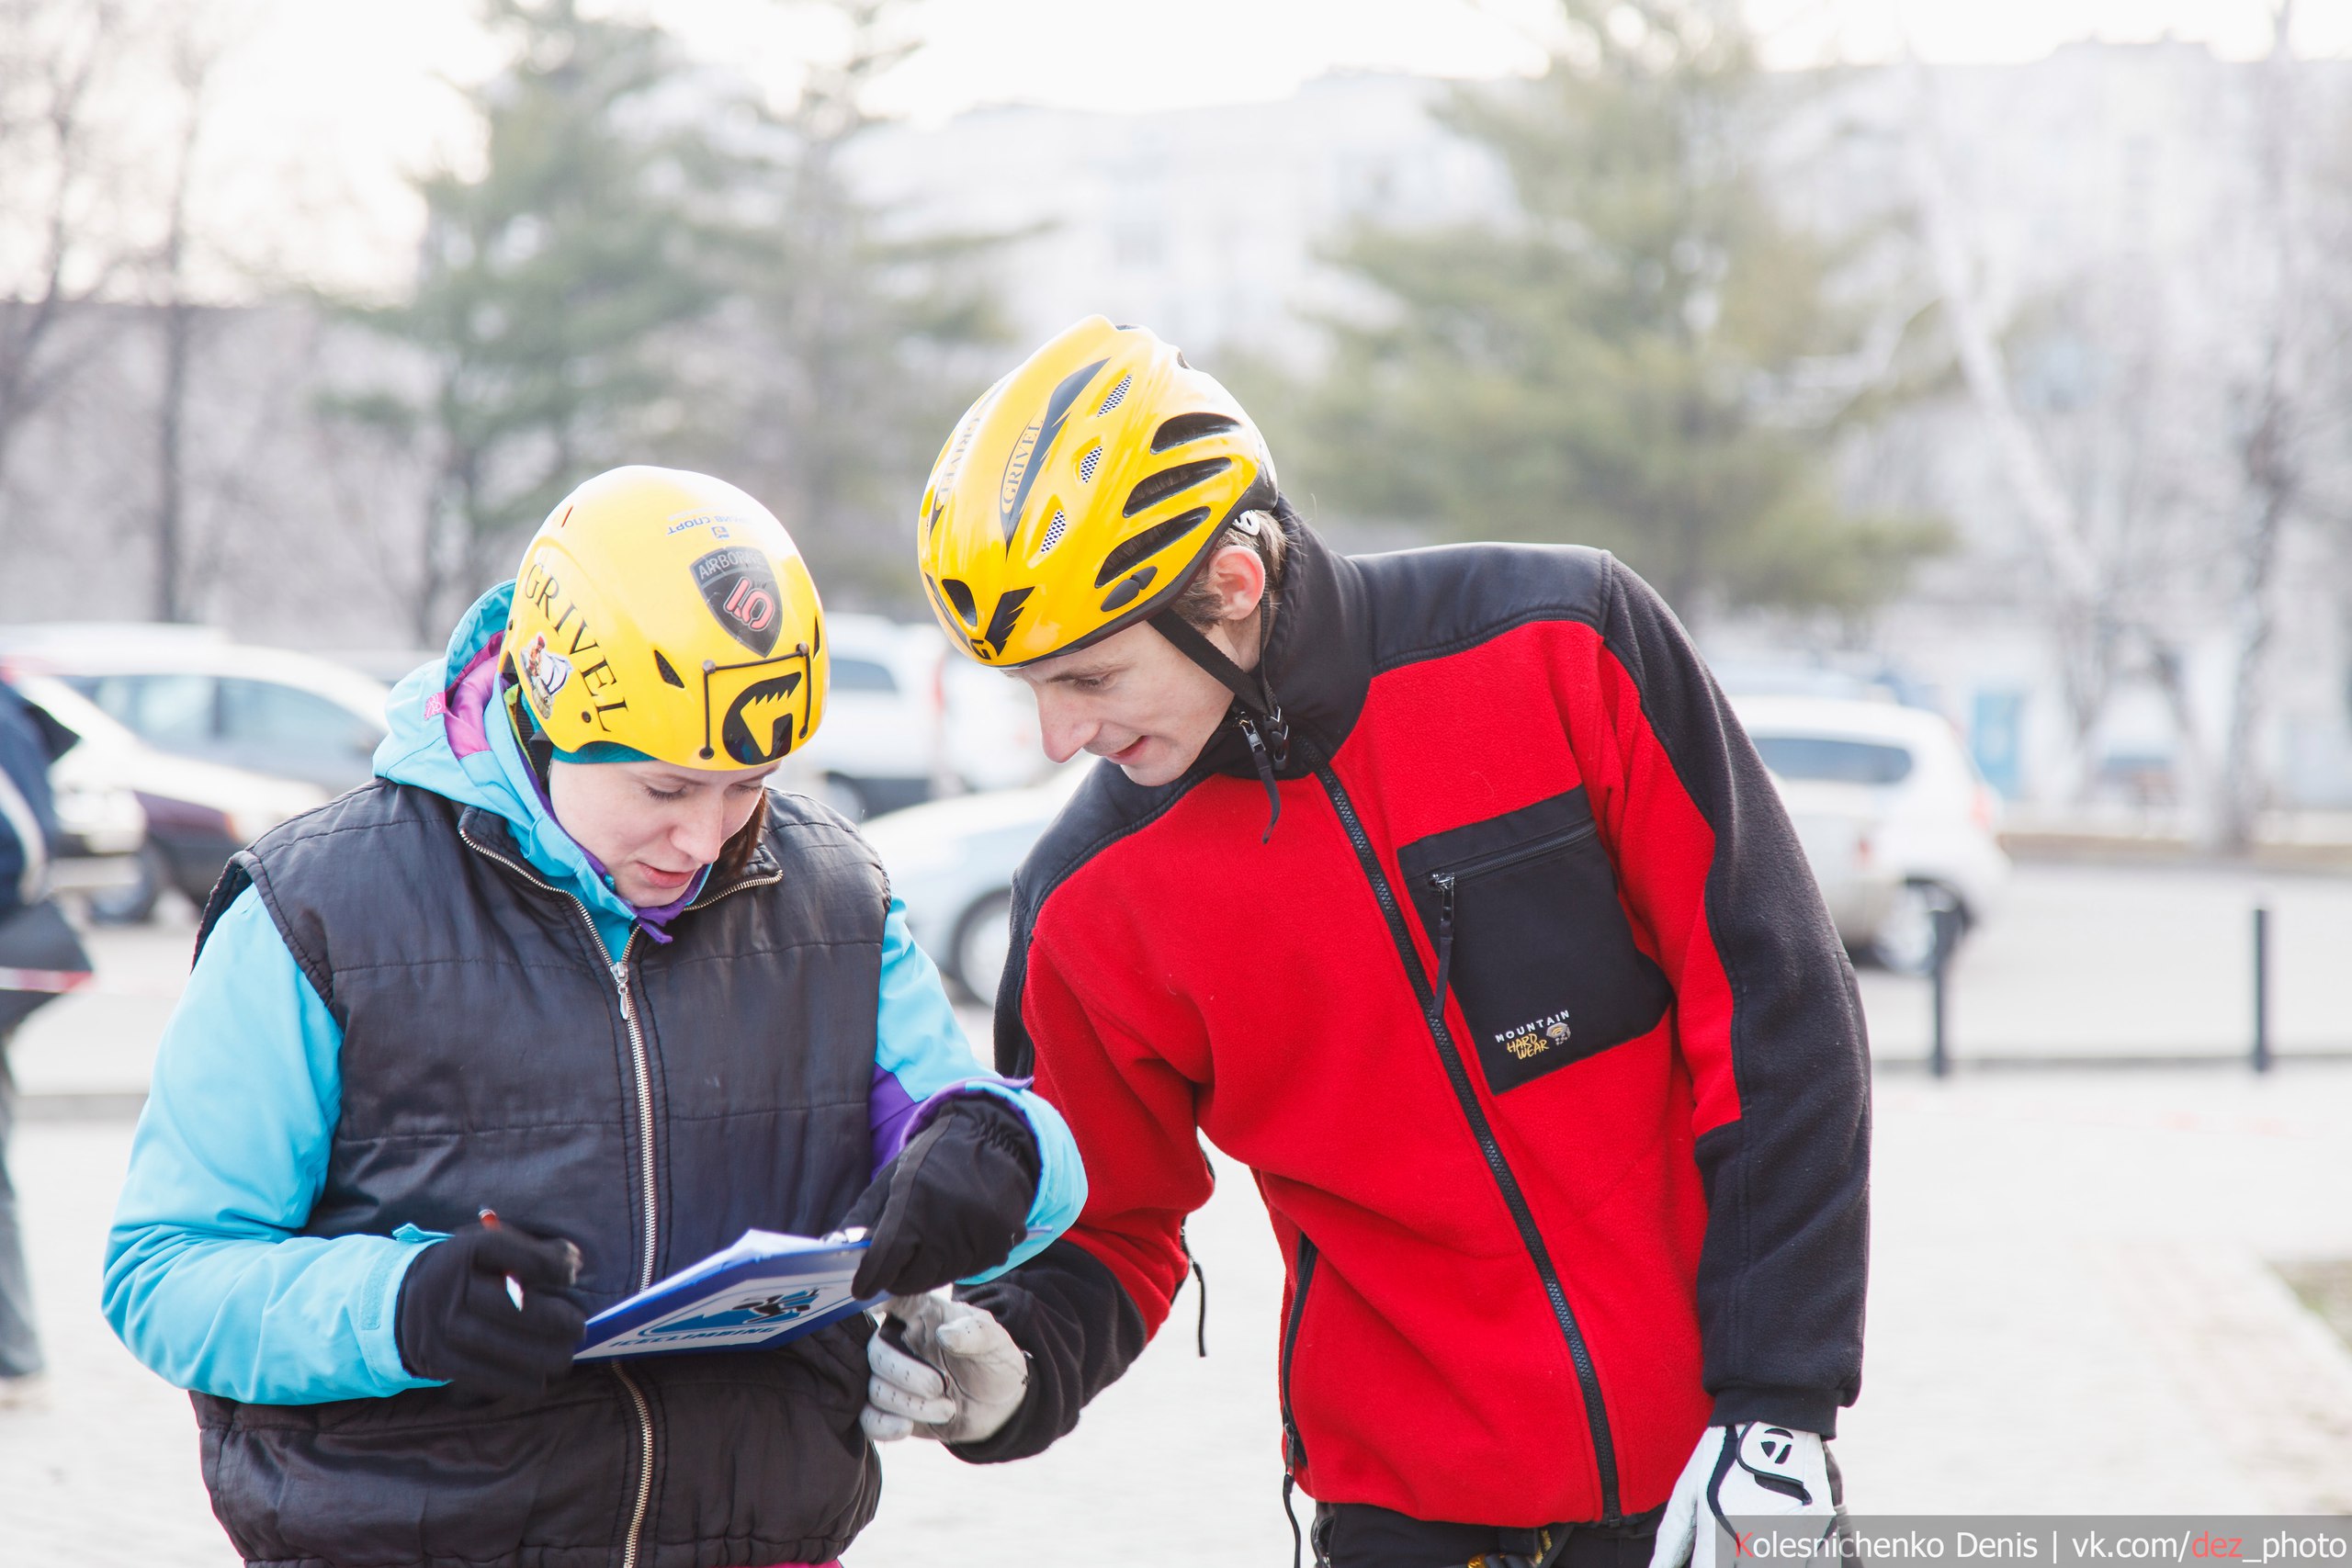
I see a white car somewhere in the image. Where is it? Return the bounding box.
[859,766,1088,1002]
[6,672,333,920]
[776,614,945,819]
[0,626,390,795]
[777,615,1058,820]
[1731,694,2010,973]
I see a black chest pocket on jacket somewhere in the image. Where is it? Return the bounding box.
[1398,788,1671,1094]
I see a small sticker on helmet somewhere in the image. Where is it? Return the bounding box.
[719,670,805,763]
[692,547,784,657]
[520,634,571,707]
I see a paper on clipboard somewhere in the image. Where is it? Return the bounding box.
[573,1229,877,1361]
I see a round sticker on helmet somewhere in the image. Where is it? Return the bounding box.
[692,547,783,657]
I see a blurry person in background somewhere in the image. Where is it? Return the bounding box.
[0,676,68,1408]
[867,319,1869,1568]
[101,468,1083,1568]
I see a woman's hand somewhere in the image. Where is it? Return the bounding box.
[842,1097,1039,1300]
[394,1222,585,1399]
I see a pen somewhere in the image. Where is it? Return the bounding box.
[477,1208,526,1311]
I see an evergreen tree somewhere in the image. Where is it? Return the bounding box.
[1274,0,1942,618]
[335,0,718,639]
[695,0,1012,606]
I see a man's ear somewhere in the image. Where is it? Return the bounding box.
[1201,543,1266,624]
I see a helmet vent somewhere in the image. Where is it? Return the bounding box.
[1150,412,1241,452]
[653,649,686,689]
[1040,507,1069,553]
[1123,457,1232,518]
[1095,506,1212,588]
[1077,444,1102,484]
[940,577,980,627]
[1096,374,1132,417]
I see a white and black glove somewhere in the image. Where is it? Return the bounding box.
[1649,1423,1841,1568]
[860,1289,1028,1446]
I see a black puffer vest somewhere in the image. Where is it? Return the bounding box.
[188,780,888,1568]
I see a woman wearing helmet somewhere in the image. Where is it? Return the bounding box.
[101,467,1085,1568]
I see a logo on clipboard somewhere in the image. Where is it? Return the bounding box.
[645,1287,823,1337]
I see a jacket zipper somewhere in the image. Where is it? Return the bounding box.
[1429,819,1599,1006]
[1277,1229,1319,1568]
[1301,741,1623,1522]
[454,820,780,1566]
[609,945,657,1291]
[1277,1230,1318,1476]
[613,1360,656,1568]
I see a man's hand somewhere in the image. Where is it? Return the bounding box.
[1649,1423,1840,1568]
[394,1222,585,1399]
[842,1096,1038,1300]
[860,1290,1027,1446]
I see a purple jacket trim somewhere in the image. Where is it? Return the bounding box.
[867,1065,921,1176]
[866,1072,1037,1176]
[436,635,503,760]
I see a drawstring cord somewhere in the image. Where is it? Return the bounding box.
[1149,580,1289,841]
[1178,1223,1209,1358]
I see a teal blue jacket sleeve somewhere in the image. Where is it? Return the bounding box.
[872,898,1085,1280]
[100,887,437,1404]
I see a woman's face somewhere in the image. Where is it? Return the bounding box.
[548,758,778,906]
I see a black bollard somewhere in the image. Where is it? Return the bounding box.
[1928,899,1961,1079]
[2253,905,2271,1074]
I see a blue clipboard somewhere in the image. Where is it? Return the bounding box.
[573,1229,879,1361]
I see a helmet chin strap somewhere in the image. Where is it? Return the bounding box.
[1148,593,1288,841]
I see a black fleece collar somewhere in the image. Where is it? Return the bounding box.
[1191,508,1374,782]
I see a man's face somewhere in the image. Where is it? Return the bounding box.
[1013,618,1240,787]
[548,758,777,905]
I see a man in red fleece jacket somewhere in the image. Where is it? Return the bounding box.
[861,318,1870,1568]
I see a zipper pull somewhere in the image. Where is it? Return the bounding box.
[1430,872,1457,1007]
[1238,716,1283,843]
[612,961,635,1020]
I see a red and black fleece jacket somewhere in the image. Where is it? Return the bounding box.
[956,515,1871,1529]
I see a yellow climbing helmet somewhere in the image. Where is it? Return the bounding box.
[503,466,828,769]
[915,316,1276,667]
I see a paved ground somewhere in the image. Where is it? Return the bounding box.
[7,863,2352,1561]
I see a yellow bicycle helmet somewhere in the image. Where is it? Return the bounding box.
[915,316,1277,668]
[504,466,828,768]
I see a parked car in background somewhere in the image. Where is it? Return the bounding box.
[5,671,344,921]
[775,615,1057,820]
[0,625,390,795]
[2,678,145,901]
[765,614,937,820]
[857,764,1087,1002]
[1730,694,2010,973]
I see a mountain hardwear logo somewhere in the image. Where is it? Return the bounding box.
[1498,1012,1572,1060]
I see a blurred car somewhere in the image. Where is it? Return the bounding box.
[857,765,1089,1002]
[3,681,145,899]
[7,672,330,920]
[1731,694,2010,973]
[774,614,946,820]
[0,626,390,795]
[941,655,1052,795]
[777,615,1058,820]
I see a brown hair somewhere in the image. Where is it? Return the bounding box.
[710,789,769,885]
[1171,503,1288,631]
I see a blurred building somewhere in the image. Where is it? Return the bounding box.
[851,73,1511,364]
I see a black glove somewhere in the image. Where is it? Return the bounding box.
[844,1096,1040,1300]
[394,1222,586,1399]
